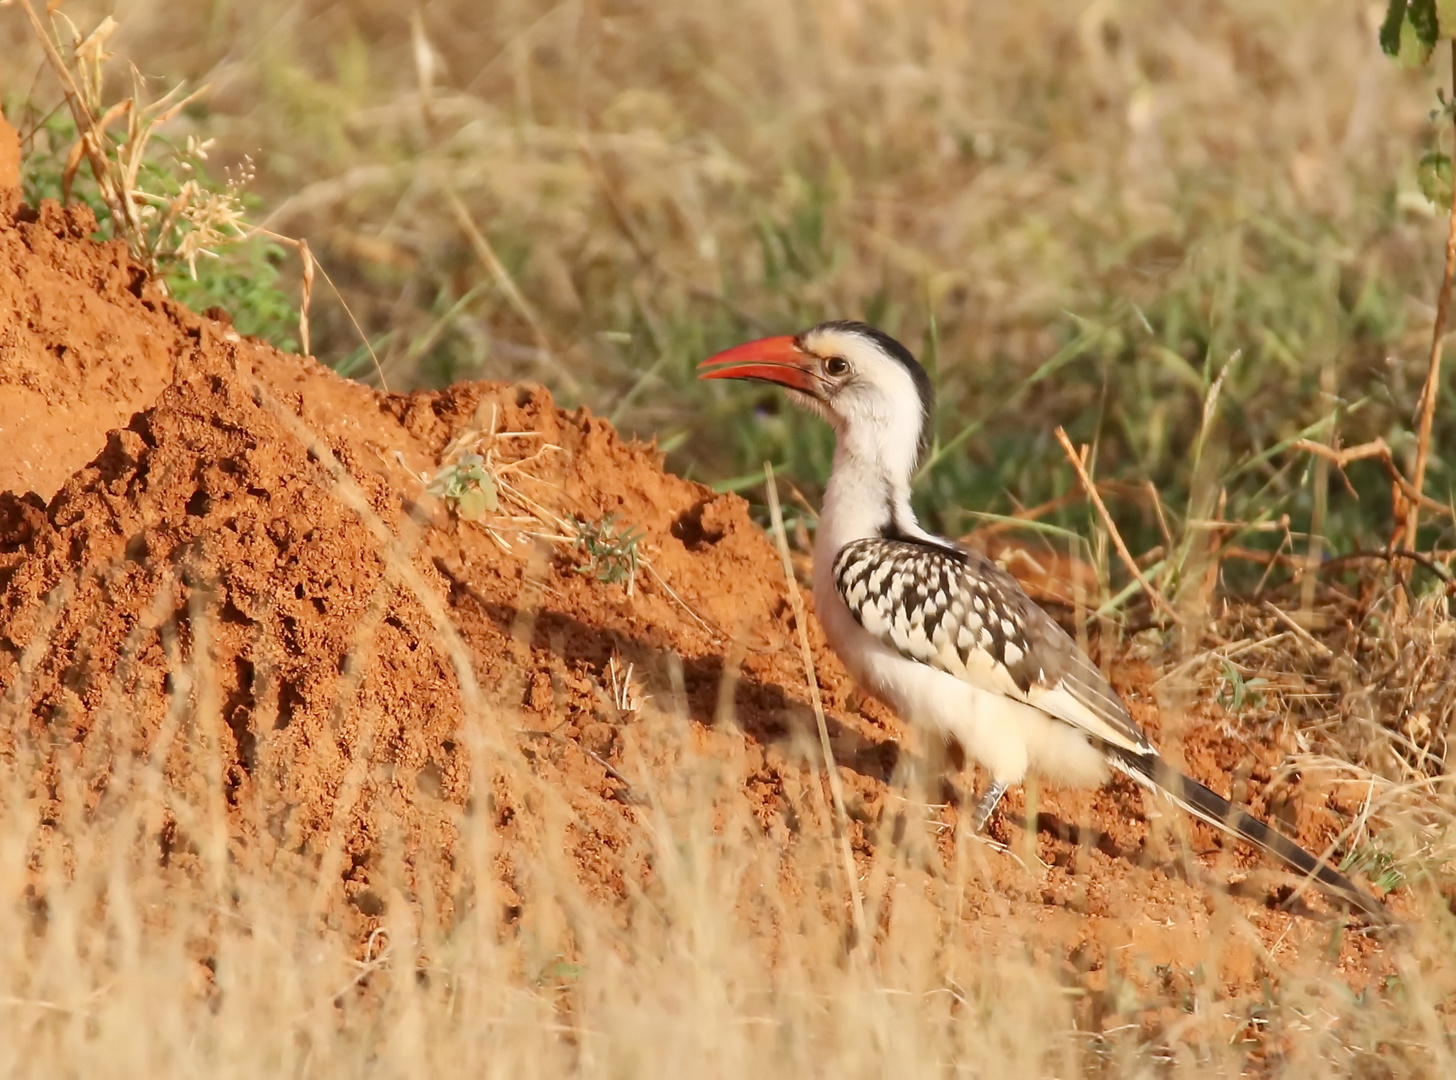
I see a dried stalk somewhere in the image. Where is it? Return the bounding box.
[17,2,215,272]
[251,228,316,360]
[16,3,144,242]
[1407,42,1456,552]
[1292,438,1452,518]
[1054,426,1180,624]
[763,462,867,946]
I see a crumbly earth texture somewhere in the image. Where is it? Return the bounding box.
[0,194,1402,1048]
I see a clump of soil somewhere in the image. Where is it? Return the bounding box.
[0,114,18,190]
[0,190,1395,1011]
[0,198,191,499]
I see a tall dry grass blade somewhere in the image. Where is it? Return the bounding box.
[255,227,376,383]
[1407,41,1456,557]
[444,185,563,384]
[1054,426,1180,624]
[762,461,866,945]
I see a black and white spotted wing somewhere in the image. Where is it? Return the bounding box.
[831,537,1155,756]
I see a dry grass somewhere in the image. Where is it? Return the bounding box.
[1189,582,1456,889]
[3,618,1456,1080]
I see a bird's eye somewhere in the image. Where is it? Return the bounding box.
[824,356,850,377]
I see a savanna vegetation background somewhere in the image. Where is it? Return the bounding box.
[7,0,1453,551]
[5,0,1456,1076]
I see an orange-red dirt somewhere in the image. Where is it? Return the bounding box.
[0,115,18,191]
[0,190,1397,1029]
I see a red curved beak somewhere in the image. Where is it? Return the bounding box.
[697,335,821,396]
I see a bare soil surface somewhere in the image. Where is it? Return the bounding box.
[0,192,1398,1033]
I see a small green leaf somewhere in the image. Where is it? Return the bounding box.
[1384,0,1440,64]
[1381,0,1408,56]
[1419,151,1454,206]
[455,487,487,521]
[455,489,485,521]
[1402,16,1437,65]
[1415,0,1438,41]
[541,959,583,981]
[1412,0,1441,44]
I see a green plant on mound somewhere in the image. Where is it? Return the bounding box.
[166,233,301,353]
[572,513,644,589]
[427,452,499,521]
[5,11,301,353]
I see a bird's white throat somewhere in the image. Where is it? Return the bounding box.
[815,436,931,571]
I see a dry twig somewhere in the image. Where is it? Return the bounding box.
[1407,42,1456,552]
[1053,426,1180,624]
[1322,548,1456,588]
[1291,438,1453,519]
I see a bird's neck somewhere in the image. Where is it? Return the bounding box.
[816,439,930,562]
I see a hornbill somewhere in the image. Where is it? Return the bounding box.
[700,319,1386,922]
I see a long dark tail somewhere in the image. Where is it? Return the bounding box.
[1109,748,1389,923]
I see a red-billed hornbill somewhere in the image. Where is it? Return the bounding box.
[700,319,1386,921]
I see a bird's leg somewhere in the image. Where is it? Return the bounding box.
[970,779,1009,834]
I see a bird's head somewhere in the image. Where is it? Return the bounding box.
[698,320,934,474]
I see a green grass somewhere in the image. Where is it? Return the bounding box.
[7,94,300,351]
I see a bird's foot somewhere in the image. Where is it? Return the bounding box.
[970,779,1008,834]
